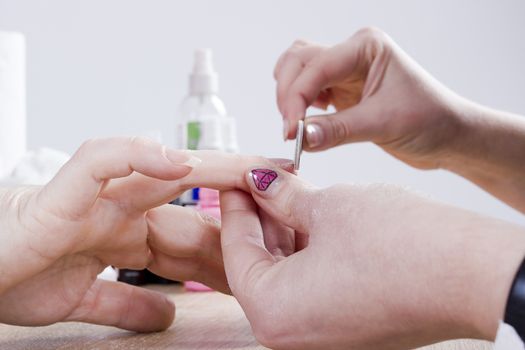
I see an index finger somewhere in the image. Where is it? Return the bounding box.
[104,153,295,212]
[283,29,388,140]
[274,41,324,121]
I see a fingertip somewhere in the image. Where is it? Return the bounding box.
[283,98,307,141]
[283,119,290,141]
[67,280,176,333]
[161,296,176,330]
[305,122,325,149]
[133,290,176,332]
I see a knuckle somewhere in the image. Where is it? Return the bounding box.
[282,49,302,66]
[352,27,390,57]
[291,38,309,48]
[328,115,352,145]
[353,26,385,41]
[127,136,153,151]
[77,138,99,156]
[304,53,328,81]
[73,138,104,166]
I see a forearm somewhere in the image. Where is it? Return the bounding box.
[444,100,525,213]
[457,215,525,340]
[392,197,525,344]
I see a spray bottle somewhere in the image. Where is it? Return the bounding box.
[177,49,237,205]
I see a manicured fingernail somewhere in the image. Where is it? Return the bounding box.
[283,120,289,141]
[250,168,278,192]
[305,123,324,148]
[165,148,201,168]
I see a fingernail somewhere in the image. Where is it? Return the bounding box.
[283,120,289,141]
[250,168,278,192]
[165,148,202,168]
[305,123,324,148]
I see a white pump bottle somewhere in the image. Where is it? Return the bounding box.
[177,49,238,153]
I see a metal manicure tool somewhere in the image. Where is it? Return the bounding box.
[294,119,304,171]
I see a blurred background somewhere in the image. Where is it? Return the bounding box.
[0,0,524,224]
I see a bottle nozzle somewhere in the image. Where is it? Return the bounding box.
[190,48,218,94]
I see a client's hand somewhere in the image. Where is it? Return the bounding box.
[218,165,525,350]
[0,137,205,331]
[0,148,294,332]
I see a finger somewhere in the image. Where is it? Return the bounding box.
[275,45,323,112]
[147,204,222,264]
[284,30,384,140]
[245,166,317,234]
[220,190,274,296]
[37,137,200,218]
[105,152,294,212]
[66,279,174,332]
[295,231,309,251]
[268,158,295,174]
[303,102,384,151]
[148,251,230,294]
[259,208,295,258]
[274,41,324,140]
[273,39,316,81]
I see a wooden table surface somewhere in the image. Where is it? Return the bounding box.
[0,285,494,349]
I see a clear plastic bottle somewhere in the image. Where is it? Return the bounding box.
[177,49,238,205]
[176,49,239,292]
[177,48,228,151]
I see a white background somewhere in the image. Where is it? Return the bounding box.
[0,0,524,224]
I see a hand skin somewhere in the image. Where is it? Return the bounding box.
[216,165,525,350]
[0,147,293,331]
[2,144,524,348]
[274,27,525,213]
[0,137,226,332]
[140,151,525,349]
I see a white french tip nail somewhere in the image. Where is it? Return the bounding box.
[182,156,202,168]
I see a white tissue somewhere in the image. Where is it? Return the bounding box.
[0,148,70,186]
[97,266,118,282]
[0,31,26,178]
[494,322,525,350]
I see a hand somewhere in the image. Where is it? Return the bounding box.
[0,137,213,332]
[218,164,525,349]
[275,27,465,170]
[145,153,297,293]
[275,27,525,212]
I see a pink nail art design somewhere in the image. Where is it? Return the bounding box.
[251,169,278,191]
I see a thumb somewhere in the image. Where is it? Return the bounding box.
[245,166,317,233]
[303,102,382,151]
[66,279,174,332]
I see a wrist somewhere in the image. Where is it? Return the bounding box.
[454,218,525,340]
[439,100,525,212]
[436,96,480,172]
